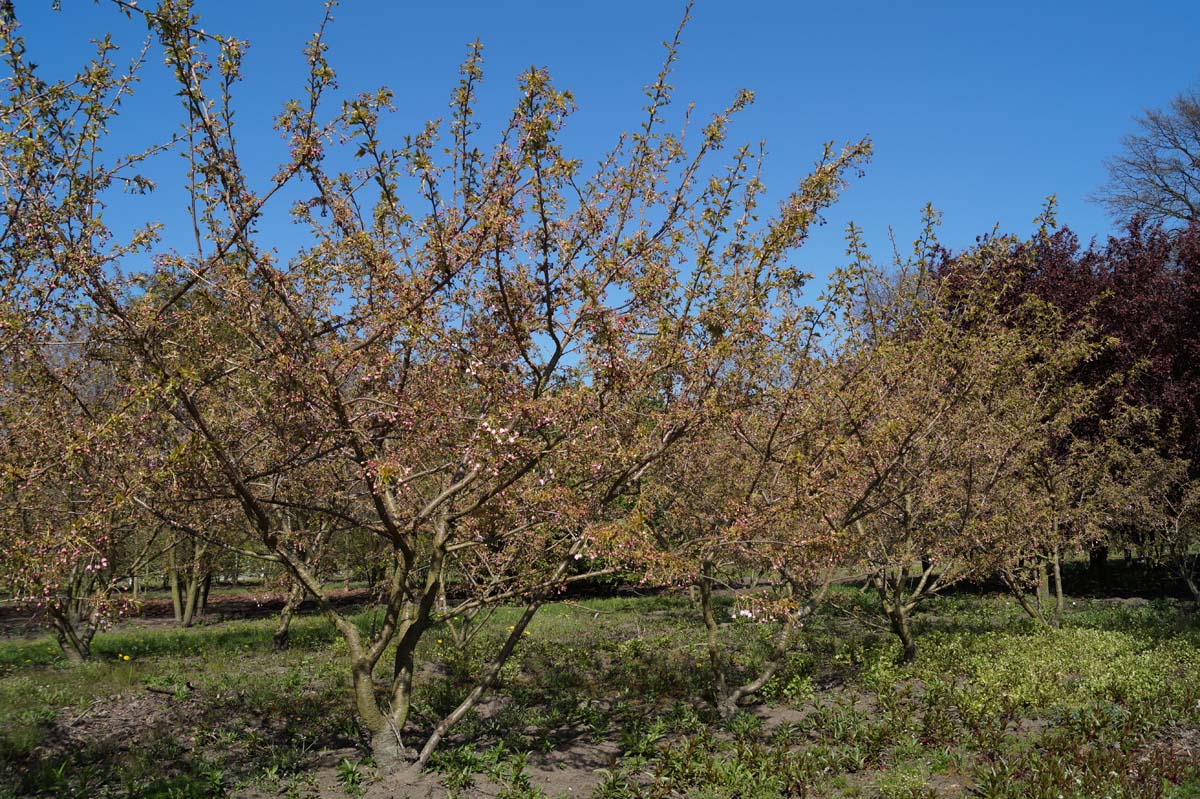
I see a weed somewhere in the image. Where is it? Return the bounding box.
[619,717,666,759]
[335,757,366,797]
[877,763,935,799]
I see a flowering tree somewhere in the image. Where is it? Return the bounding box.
[0,326,163,661]
[0,1,869,769]
[627,244,966,711]
[839,214,1099,659]
[0,13,168,661]
[629,291,855,717]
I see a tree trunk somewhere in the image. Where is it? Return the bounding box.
[1050,545,1065,627]
[181,570,202,628]
[55,632,89,664]
[1180,562,1200,605]
[1089,544,1108,579]
[874,562,919,663]
[1035,558,1051,618]
[169,541,210,627]
[1001,571,1049,627]
[168,550,184,624]
[721,600,813,717]
[199,571,212,616]
[50,610,91,664]
[350,655,413,770]
[274,582,306,650]
[48,590,102,665]
[888,604,918,663]
[390,619,428,731]
[370,729,415,771]
[697,567,729,710]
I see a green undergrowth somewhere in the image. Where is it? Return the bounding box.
[2,591,1199,797]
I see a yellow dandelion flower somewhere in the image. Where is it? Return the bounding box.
[123,655,131,661]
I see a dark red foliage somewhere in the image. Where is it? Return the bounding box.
[937,221,1200,466]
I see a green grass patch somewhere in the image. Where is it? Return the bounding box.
[2,590,1199,797]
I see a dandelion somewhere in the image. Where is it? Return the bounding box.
[123,655,131,661]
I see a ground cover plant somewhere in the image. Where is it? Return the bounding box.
[2,578,1200,798]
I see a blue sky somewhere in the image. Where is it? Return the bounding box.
[15,0,1200,285]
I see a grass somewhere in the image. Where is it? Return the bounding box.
[1,587,1199,797]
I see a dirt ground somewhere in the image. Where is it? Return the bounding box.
[33,685,622,799]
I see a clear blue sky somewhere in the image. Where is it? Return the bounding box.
[15,0,1200,283]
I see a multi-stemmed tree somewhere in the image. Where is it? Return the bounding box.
[628,277,865,717]
[839,213,1101,659]
[0,1,869,769]
[0,322,166,661]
